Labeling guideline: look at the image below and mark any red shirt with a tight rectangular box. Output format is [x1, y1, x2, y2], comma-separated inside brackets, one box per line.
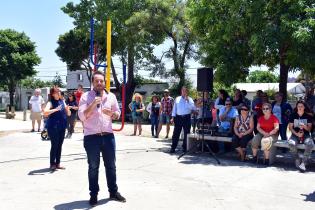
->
[258, 114, 279, 133]
[75, 90, 83, 104]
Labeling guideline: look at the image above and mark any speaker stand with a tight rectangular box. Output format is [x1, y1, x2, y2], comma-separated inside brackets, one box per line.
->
[178, 91, 220, 165]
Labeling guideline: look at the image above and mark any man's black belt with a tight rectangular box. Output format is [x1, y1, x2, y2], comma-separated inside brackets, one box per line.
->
[88, 132, 112, 137]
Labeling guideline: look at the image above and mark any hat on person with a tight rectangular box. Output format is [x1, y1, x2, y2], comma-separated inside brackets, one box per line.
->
[261, 136, 273, 151]
[164, 89, 169, 93]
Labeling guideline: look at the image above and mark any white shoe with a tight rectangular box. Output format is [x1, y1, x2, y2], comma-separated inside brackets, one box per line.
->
[298, 162, 306, 172]
[295, 159, 301, 168]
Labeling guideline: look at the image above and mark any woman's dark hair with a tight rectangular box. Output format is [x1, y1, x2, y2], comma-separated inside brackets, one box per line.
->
[151, 95, 160, 102]
[49, 86, 60, 102]
[234, 89, 243, 100]
[218, 89, 229, 104]
[294, 100, 311, 114]
[66, 92, 76, 104]
[219, 89, 229, 99]
[241, 90, 247, 96]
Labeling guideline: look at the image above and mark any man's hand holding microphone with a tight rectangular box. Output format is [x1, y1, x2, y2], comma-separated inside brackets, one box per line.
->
[94, 91, 119, 120]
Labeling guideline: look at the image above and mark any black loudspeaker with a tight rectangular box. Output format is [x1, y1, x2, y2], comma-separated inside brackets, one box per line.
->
[197, 67, 213, 92]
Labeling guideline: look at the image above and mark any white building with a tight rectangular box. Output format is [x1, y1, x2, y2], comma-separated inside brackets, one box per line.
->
[66, 69, 115, 91]
[234, 83, 306, 100]
[66, 70, 91, 90]
[0, 92, 10, 109]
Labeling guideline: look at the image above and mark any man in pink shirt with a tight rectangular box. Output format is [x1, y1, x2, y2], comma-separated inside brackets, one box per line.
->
[78, 71, 126, 206]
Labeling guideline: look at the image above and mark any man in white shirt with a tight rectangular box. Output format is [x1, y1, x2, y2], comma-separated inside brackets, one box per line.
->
[170, 87, 197, 153]
[29, 88, 45, 132]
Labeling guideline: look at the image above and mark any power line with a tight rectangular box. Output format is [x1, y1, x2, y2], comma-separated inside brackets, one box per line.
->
[35, 66, 67, 69]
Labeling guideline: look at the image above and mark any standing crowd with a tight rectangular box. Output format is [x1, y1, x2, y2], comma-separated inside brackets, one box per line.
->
[26, 80, 315, 206]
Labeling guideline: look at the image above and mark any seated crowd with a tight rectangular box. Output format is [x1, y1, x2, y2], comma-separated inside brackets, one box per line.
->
[129, 87, 315, 172]
[199, 88, 315, 172]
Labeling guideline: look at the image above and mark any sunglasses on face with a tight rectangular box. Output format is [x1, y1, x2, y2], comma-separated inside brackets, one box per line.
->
[262, 108, 270, 111]
[225, 103, 231, 106]
[241, 108, 249, 111]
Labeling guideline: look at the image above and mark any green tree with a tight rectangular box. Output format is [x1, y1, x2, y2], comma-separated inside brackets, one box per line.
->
[60, 0, 164, 111]
[0, 29, 41, 106]
[188, 0, 315, 100]
[21, 77, 53, 89]
[55, 29, 93, 83]
[127, 0, 196, 93]
[247, 70, 278, 83]
[52, 73, 65, 88]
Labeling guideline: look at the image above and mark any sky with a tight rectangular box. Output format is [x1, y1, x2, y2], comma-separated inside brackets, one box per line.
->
[0, 0, 298, 86]
[0, 0, 77, 81]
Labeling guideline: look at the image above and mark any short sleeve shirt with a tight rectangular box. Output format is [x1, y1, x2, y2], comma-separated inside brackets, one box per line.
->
[75, 90, 83, 104]
[29, 95, 45, 112]
[272, 104, 282, 124]
[219, 106, 239, 130]
[161, 97, 174, 115]
[66, 100, 78, 115]
[258, 114, 279, 133]
[289, 112, 312, 134]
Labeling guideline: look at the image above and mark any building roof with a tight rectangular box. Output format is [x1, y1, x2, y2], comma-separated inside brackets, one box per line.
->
[234, 83, 306, 94]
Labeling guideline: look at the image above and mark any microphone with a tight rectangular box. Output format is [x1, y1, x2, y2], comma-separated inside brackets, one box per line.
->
[96, 90, 100, 108]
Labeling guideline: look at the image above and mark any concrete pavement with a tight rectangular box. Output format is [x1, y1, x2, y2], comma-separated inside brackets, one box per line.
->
[0, 117, 315, 210]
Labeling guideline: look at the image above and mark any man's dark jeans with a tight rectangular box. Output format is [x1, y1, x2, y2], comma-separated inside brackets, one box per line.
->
[84, 133, 118, 197]
[48, 126, 66, 165]
[171, 114, 191, 151]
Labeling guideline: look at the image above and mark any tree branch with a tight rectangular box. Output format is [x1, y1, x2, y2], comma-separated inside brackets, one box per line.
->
[180, 39, 190, 68]
[111, 58, 121, 90]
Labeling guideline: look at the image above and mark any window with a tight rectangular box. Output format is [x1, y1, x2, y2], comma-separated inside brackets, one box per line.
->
[78, 74, 83, 82]
[0, 97, 2, 104]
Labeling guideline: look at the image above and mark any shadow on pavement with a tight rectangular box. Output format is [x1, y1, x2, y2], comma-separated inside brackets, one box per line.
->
[177, 152, 315, 172]
[301, 191, 315, 202]
[0, 153, 86, 164]
[54, 198, 110, 210]
[28, 168, 54, 175]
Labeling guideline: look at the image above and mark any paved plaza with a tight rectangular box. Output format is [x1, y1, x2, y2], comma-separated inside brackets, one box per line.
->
[0, 114, 315, 210]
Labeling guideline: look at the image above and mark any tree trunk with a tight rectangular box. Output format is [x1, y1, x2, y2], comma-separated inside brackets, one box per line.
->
[279, 62, 289, 102]
[8, 82, 15, 107]
[125, 45, 136, 117]
[279, 46, 289, 102]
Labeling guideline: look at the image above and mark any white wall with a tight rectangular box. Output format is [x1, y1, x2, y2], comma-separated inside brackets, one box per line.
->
[15, 87, 50, 110]
[66, 70, 91, 90]
[0, 92, 10, 109]
[66, 69, 115, 90]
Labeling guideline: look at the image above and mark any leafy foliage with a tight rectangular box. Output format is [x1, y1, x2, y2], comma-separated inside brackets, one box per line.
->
[246, 70, 279, 83]
[21, 77, 53, 89]
[188, 0, 315, 98]
[60, 0, 167, 111]
[52, 73, 65, 88]
[127, 0, 197, 93]
[0, 29, 41, 106]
